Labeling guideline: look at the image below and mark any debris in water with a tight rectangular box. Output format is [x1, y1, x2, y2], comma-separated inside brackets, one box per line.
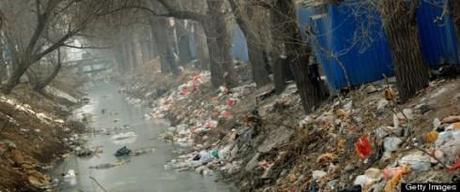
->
[114, 146, 132, 157]
[111, 131, 138, 144]
[90, 160, 130, 169]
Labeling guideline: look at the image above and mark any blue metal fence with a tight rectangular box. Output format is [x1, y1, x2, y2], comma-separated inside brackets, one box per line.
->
[301, 0, 459, 90]
[231, 25, 249, 62]
[307, 2, 394, 90]
[417, 0, 459, 67]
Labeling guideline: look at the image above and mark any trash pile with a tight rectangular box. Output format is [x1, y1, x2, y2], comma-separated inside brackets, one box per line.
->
[269, 80, 460, 192]
[158, 82, 256, 148]
[121, 65, 460, 192]
[149, 72, 212, 119]
[119, 63, 199, 107]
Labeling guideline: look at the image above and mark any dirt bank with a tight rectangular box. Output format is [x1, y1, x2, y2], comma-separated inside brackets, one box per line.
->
[0, 77, 85, 191]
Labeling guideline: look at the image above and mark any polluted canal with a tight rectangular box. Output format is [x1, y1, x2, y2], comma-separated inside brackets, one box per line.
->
[51, 82, 236, 192]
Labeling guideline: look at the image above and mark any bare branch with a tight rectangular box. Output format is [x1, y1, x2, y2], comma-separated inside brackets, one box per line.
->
[156, 0, 206, 22]
[62, 43, 112, 49]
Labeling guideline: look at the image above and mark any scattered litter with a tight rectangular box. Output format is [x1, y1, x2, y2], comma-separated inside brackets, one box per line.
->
[376, 99, 389, 112]
[442, 115, 460, 124]
[111, 132, 138, 145]
[355, 136, 372, 160]
[114, 146, 132, 157]
[89, 160, 130, 169]
[63, 169, 77, 186]
[425, 131, 439, 144]
[312, 170, 327, 181]
[383, 137, 402, 153]
[399, 153, 431, 172]
[75, 147, 94, 157]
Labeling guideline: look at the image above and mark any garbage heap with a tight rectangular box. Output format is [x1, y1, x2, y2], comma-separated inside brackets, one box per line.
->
[145, 72, 460, 192]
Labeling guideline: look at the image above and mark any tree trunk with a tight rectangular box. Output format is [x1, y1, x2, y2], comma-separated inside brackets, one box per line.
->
[175, 20, 193, 66]
[115, 45, 125, 71]
[0, 47, 6, 82]
[33, 49, 62, 91]
[452, 0, 460, 41]
[203, 23, 225, 88]
[229, 0, 270, 87]
[0, 62, 6, 83]
[205, 0, 238, 88]
[121, 42, 130, 71]
[1, 63, 27, 94]
[247, 41, 270, 86]
[193, 23, 210, 70]
[149, 23, 159, 60]
[125, 40, 133, 72]
[273, 0, 327, 113]
[140, 41, 149, 65]
[130, 39, 138, 71]
[270, 1, 293, 93]
[272, 55, 285, 93]
[381, 0, 429, 101]
[155, 18, 180, 75]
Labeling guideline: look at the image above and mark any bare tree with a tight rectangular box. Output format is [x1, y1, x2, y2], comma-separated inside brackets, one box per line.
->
[132, 0, 238, 88]
[192, 22, 210, 70]
[229, 0, 271, 87]
[27, 48, 62, 92]
[380, 0, 429, 101]
[0, 0, 124, 94]
[152, 17, 180, 75]
[451, 0, 460, 41]
[268, 0, 327, 113]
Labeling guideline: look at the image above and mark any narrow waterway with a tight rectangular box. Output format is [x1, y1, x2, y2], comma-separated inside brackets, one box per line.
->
[52, 82, 236, 192]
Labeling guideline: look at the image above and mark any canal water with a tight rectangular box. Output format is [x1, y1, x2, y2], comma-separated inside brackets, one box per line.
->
[52, 82, 236, 192]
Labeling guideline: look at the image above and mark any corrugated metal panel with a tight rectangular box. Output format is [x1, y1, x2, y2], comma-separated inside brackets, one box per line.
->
[417, 0, 459, 67]
[303, 0, 459, 90]
[308, 2, 394, 90]
[298, 7, 314, 39]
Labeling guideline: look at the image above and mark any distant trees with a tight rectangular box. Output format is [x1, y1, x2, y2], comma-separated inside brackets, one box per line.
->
[3, 0, 452, 113]
[380, 0, 429, 101]
[128, 0, 328, 112]
[0, 0, 123, 94]
[144, 0, 238, 88]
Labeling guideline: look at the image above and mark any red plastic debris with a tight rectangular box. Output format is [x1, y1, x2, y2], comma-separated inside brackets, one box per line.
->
[383, 166, 410, 180]
[355, 136, 372, 160]
[448, 158, 460, 171]
[227, 98, 237, 107]
[204, 120, 218, 129]
[222, 110, 233, 120]
[180, 86, 190, 96]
